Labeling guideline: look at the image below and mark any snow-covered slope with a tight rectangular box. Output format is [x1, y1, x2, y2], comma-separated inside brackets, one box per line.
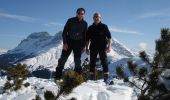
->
[0, 31, 73, 71]
[0, 31, 144, 100]
[65, 79, 136, 100]
[0, 48, 7, 55]
[0, 77, 137, 100]
[111, 37, 134, 57]
[0, 31, 135, 72]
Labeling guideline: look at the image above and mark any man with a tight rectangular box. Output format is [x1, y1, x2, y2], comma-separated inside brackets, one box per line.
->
[86, 13, 112, 84]
[55, 8, 87, 81]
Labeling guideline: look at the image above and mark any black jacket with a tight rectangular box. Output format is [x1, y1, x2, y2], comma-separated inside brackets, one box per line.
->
[62, 17, 88, 48]
[87, 22, 111, 50]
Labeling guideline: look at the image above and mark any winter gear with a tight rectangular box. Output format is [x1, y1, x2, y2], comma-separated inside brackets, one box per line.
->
[62, 17, 87, 48]
[56, 40, 83, 79]
[89, 49, 108, 73]
[87, 22, 112, 83]
[56, 17, 87, 79]
[104, 73, 109, 83]
[86, 22, 111, 50]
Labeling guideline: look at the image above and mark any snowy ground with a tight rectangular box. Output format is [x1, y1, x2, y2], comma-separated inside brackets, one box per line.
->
[0, 77, 137, 100]
[64, 79, 137, 100]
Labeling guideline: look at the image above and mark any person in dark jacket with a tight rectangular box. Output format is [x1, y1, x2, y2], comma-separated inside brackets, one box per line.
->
[55, 8, 88, 81]
[86, 13, 112, 83]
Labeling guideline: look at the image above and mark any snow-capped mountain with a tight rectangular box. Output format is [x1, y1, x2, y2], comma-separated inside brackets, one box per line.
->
[0, 32, 147, 100]
[111, 37, 134, 57]
[0, 31, 135, 71]
[0, 48, 7, 55]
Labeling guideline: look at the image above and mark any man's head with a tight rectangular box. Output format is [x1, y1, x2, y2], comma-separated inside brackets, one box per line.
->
[93, 13, 101, 24]
[76, 8, 85, 21]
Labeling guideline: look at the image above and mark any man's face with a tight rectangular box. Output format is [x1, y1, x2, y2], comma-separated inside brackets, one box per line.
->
[77, 10, 85, 20]
[93, 13, 101, 24]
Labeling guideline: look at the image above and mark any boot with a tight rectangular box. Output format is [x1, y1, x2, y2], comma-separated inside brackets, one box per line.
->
[103, 73, 114, 85]
[103, 73, 109, 83]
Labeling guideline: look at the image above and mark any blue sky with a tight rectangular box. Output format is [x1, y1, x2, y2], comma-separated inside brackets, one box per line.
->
[0, 0, 170, 53]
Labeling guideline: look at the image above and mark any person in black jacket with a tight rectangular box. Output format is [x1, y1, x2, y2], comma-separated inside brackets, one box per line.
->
[55, 8, 88, 81]
[86, 13, 112, 83]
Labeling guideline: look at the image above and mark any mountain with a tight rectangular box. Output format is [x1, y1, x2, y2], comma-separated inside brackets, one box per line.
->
[0, 31, 135, 72]
[111, 37, 134, 57]
[0, 32, 141, 100]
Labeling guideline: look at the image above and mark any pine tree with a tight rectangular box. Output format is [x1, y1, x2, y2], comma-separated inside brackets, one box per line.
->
[44, 90, 55, 100]
[116, 28, 170, 100]
[154, 28, 170, 69]
[55, 70, 84, 99]
[4, 63, 29, 91]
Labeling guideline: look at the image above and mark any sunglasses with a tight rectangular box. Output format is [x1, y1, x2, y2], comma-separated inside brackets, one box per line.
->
[77, 12, 84, 15]
[94, 16, 101, 18]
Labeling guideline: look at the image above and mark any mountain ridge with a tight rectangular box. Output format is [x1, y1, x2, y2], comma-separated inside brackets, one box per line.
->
[0, 31, 135, 71]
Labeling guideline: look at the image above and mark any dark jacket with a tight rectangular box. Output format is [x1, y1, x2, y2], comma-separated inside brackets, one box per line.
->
[87, 22, 111, 50]
[62, 17, 88, 48]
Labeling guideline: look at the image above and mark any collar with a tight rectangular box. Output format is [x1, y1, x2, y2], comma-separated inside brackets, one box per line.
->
[92, 22, 102, 26]
[75, 17, 84, 22]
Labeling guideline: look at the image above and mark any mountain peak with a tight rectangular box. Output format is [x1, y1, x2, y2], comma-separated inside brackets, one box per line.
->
[27, 32, 50, 39]
[52, 31, 62, 41]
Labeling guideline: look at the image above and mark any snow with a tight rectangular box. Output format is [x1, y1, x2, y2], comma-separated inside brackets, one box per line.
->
[0, 31, 140, 100]
[27, 32, 51, 39]
[0, 31, 136, 72]
[160, 69, 170, 90]
[0, 77, 137, 100]
[0, 48, 7, 55]
[0, 77, 58, 100]
[108, 57, 149, 77]
[111, 37, 135, 57]
[64, 79, 136, 100]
